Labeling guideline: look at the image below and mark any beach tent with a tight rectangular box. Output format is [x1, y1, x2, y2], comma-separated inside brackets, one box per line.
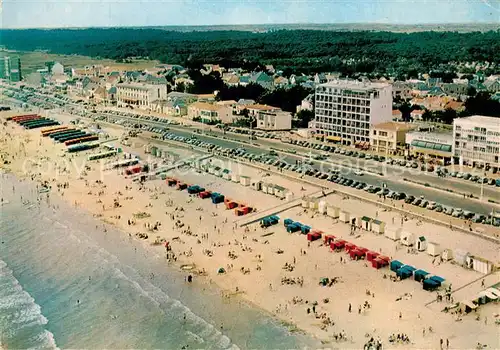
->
[307, 231, 322, 242]
[318, 200, 327, 214]
[385, 228, 401, 241]
[284, 218, 294, 227]
[287, 223, 302, 233]
[470, 256, 494, 274]
[400, 231, 415, 246]
[239, 176, 251, 186]
[300, 225, 311, 234]
[366, 251, 380, 262]
[211, 193, 225, 204]
[309, 198, 319, 210]
[360, 216, 372, 231]
[218, 267, 226, 274]
[199, 191, 212, 199]
[222, 169, 231, 180]
[372, 256, 390, 269]
[274, 186, 287, 199]
[459, 300, 478, 313]
[349, 249, 365, 260]
[423, 278, 441, 291]
[225, 201, 238, 210]
[414, 269, 430, 282]
[390, 260, 404, 272]
[441, 248, 453, 261]
[332, 240, 346, 251]
[416, 236, 427, 251]
[327, 205, 340, 218]
[396, 266, 415, 280]
[339, 210, 350, 223]
[345, 242, 357, 252]
[251, 180, 262, 191]
[453, 249, 470, 267]
[323, 235, 336, 245]
[429, 275, 445, 286]
[301, 197, 310, 208]
[427, 242, 441, 257]
[358, 247, 369, 255]
[371, 220, 385, 234]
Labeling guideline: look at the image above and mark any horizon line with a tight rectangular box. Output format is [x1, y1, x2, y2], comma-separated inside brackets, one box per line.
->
[2, 22, 500, 31]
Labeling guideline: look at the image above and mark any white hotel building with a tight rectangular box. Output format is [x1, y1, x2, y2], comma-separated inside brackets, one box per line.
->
[314, 80, 392, 146]
[453, 115, 500, 171]
[117, 83, 167, 110]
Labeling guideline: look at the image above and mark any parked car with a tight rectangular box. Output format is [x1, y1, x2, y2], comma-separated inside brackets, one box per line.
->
[405, 195, 415, 203]
[412, 198, 422, 206]
[472, 214, 485, 223]
[443, 207, 454, 215]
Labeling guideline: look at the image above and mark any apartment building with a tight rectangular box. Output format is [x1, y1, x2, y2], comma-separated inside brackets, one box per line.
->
[314, 80, 392, 146]
[187, 102, 232, 124]
[370, 122, 416, 155]
[453, 115, 500, 170]
[0, 57, 22, 82]
[116, 83, 167, 110]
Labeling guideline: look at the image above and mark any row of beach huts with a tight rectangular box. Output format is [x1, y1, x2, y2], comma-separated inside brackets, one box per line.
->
[301, 196, 497, 275]
[257, 214, 448, 292]
[165, 176, 254, 216]
[6, 114, 101, 153]
[192, 161, 295, 201]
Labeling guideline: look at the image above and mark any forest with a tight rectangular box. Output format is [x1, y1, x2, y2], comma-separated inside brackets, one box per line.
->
[1, 28, 500, 77]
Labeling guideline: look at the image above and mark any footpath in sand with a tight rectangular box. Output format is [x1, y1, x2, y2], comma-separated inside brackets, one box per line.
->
[1, 116, 499, 350]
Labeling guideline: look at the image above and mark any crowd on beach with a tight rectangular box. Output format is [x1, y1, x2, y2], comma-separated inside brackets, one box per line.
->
[2, 119, 499, 350]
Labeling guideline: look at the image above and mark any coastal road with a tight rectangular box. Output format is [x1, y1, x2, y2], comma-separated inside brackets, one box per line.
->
[6, 86, 497, 199]
[92, 113, 498, 216]
[176, 125, 499, 201]
[6, 99, 498, 217]
[94, 109, 498, 201]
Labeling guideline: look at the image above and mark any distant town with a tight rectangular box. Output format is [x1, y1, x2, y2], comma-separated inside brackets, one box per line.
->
[1, 25, 500, 350]
[1, 53, 499, 173]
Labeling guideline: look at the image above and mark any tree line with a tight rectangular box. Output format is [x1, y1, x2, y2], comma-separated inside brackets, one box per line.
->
[2, 28, 500, 77]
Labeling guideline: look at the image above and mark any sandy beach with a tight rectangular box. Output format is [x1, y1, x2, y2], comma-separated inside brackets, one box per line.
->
[1, 113, 499, 349]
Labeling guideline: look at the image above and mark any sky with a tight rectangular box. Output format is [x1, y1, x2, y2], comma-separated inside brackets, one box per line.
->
[2, 0, 499, 29]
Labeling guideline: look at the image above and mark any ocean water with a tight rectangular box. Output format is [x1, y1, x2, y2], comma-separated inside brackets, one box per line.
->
[0, 173, 315, 349]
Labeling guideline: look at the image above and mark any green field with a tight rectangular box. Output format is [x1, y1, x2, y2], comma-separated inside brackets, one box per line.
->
[0, 50, 159, 75]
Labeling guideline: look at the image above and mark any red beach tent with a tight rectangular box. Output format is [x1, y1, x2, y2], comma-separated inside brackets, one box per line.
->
[345, 242, 357, 252]
[323, 235, 336, 245]
[366, 251, 380, 262]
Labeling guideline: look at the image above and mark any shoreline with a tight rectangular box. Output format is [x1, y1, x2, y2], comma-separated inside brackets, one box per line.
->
[1, 115, 499, 349]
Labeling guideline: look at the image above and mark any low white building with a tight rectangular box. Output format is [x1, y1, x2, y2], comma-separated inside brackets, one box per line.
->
[116, 83, 167, 110]
[406, 130, 454, 165]
[51, 62, 64, 75]
[453, 115, 500, 171]
[187, 102, 233, 124]
[256, 110, 292, 130]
